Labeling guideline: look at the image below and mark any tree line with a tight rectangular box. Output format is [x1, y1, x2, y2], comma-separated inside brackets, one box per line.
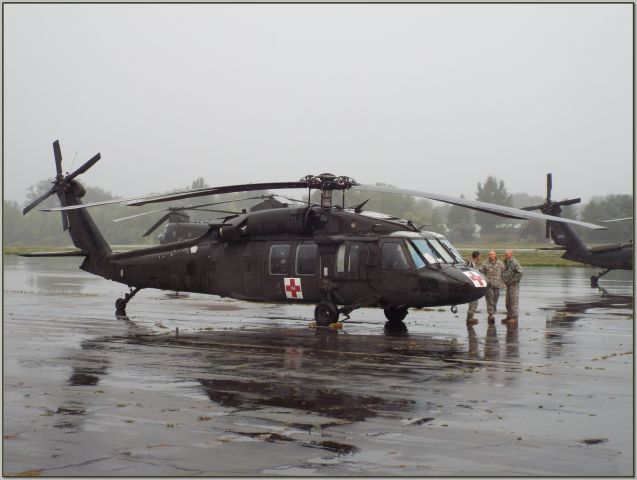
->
[3, 175, 632, 247]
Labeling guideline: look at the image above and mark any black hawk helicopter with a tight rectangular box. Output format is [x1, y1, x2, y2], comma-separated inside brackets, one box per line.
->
[23, 141, 606, 327]
[523, 173, 633, 287]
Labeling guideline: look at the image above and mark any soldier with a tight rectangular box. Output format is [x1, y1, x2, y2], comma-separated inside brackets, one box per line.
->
[502, 249, 524, 327]
[466, 251, 481, 326]
[479, 250, 504, 324]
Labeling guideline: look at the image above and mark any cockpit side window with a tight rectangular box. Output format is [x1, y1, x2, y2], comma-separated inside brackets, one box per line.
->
[381, 242, 409, 270]
[407, 242, 426, 269]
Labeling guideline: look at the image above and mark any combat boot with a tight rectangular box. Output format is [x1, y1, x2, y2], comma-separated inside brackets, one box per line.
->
[504, 317, 518, 328]
[487, 315, 495, 324]
[501, 317, 510, 324]
[466, 318, 478, 326]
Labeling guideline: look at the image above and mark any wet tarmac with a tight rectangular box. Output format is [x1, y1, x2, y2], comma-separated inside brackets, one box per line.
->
[3, 255, 634, 476]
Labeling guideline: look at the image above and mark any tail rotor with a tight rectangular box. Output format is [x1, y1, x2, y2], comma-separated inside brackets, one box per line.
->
[522, 173, 581, 238]
[22, 140, 101, 231]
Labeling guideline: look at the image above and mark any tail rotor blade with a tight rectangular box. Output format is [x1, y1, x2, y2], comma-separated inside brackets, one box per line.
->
[53, 140, 63, 176]
[557, 197, 581, 207]
[66, 153, 101, 181]
[142, 213, 172, 237]
[62, 211, 69, 231]
[22, 185, 57, 215]
[545, 221, 551, 239]
[546, 173, 552, 204]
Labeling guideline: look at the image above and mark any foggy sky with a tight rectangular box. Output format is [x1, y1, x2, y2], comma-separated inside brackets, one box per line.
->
[4, 4, 633, 208]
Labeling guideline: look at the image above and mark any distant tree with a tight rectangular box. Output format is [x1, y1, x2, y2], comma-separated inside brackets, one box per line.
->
[446, 195, 475, 242]
[580, 194, 633, 243]
[190, 177, 208, 190]
[475, 176, 512, 235]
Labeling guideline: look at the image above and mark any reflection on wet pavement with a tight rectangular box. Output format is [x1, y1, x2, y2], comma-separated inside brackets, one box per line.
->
[3, 257, 634, 476]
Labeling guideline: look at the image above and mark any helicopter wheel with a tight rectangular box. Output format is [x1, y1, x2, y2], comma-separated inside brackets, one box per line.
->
[384, 305, 408, 323]
[115, 298, 127, 312]
[314, 301, 340, 327]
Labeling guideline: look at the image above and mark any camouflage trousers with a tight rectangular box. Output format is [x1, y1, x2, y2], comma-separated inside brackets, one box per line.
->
[485, 287, 501, 317]
[505, 282, 520, 319]
[466, 300, 478, 319]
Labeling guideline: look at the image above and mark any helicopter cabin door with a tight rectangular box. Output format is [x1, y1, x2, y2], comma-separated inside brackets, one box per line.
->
[265, 242, 320, 302]
[331, 241, 366, 301]
[240, 241, 263, 300]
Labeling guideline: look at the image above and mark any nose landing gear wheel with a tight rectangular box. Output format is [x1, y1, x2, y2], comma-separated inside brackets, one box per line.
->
[383, 306, 408, 332]
[384, 306, 408, 323]
[314, 301, 340, 327]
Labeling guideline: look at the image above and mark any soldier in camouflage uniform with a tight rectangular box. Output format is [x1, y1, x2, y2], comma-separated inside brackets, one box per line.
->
[502, 249, 524, 327]
[466, 251, 481, 326]
[479, 250, 504, 324]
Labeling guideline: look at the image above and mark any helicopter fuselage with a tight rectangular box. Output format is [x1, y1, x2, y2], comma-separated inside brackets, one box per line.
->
[92, 207, 487, 311]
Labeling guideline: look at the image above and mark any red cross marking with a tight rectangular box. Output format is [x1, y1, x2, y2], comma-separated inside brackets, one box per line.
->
[465, 271, 487, 287]
[285, 278, 302, 298]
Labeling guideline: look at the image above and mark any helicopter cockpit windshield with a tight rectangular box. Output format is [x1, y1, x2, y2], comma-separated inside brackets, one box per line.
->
[400, 234, 466, 268]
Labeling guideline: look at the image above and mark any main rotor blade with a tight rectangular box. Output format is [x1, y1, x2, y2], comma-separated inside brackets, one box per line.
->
[142, 213, 172, 237]
[600, 217, 633, 223]
[275, 194, 311, 204]
[42, 181, 309, 212]
[66, 152, 101, 181]
[351, 184, 606, 230]
[112, 207, 172, 222]
[53, 140, 62, 176]
[128, 181, 308, 206]
[23, 185, 57, 215]
[188, 208, 241, 214]
[185, 195, 271, 210]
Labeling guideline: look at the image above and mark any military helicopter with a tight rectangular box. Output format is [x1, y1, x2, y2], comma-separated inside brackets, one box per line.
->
[523, 173, 633, 287]
[114, 195, 304, 244]
[23, 141, 606, 327]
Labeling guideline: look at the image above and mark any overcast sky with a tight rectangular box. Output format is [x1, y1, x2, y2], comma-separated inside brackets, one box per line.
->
[4, 4, 633, 208]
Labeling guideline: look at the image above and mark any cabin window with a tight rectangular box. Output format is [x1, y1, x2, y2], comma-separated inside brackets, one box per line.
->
[336, 244, 346, 273]
[269, 244, 290, 275]
[348, 244, 360, 275]
[381, 242, 409, 270]
[296, 244, 317, 275]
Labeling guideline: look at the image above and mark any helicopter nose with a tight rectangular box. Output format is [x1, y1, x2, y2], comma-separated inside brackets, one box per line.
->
[446, 267, 487, 304]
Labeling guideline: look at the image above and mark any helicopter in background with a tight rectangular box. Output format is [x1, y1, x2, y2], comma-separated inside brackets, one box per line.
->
[114, 195, 308, 244]
[24, 141, 606, 328]
[523, 173, 633, 287]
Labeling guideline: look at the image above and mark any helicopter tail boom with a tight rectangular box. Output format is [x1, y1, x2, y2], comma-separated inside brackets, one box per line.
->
[23, 141, 113, 266]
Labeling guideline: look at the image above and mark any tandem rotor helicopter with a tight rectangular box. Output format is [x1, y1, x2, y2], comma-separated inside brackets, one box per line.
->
[23, 141, 606, 327]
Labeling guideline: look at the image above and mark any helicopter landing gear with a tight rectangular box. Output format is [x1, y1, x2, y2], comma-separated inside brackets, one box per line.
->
[384, 305, 408, 322]
[115, 286, 142, 314]
[591, 269, 611, 287]
[383, 305, 408, 331]
[314, 301, 340, 327]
